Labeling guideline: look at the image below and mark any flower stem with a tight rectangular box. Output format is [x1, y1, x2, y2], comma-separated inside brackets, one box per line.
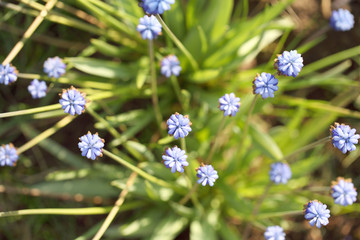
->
[149, 39, 163, 133]
[0, 104, 61, 119]
[2, 0, 58, 65]
[179, 183, 199, 205]
[205, 115, 226, 163]
[243, 182, 273, 240]
[180, 137, 187, 152]
[155, 14, 199, 71]
[103, 149, 185, 194]
[281, 136, 331, 163]
[170, 75, 185, 110]
[92, 172, 138, 240]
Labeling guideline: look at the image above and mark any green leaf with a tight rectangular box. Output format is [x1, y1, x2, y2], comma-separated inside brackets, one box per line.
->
[190, 219, 217, 240]
[148, 213, 188, 240]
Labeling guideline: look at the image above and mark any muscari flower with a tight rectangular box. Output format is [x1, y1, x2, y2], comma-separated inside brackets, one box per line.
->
[141, 0, 175, 15]
[196, 164, 219, 187]
[137, 15, 162, 40]
[330, 122, 360, 154]
[331, 177, 357, 206]
[0, 143, 18, 167]
[78, 132, 105, 160]
[167, 112, 192, 139]
[43, 57, 66, 79]
[253, 73, 279, 99]
[304, 200, 330, 228]
[161, 55, 181, 78]
[264, 226, 286, 240]
[330, 8, 354, 32]
[59, 86, 86, 116]
[269, 162, 292, 184]
[162, 146, 188, 173]
[0, 64, 17, 85]
[219, 93, 241, 117]
[275, 50, 304, 77]
[28, 79, 47, 99]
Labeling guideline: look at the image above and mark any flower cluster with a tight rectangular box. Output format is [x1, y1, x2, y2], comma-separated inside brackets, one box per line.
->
[0, 144, 18, 167]
[264, 226, 285, 240]
[275, 50, 304, 77]
[161, 55, 181, 78]
[304, 200, 330, 228]
[330, 8, 354, 31]
[331, 177, 357, 206]
[78, 132, 105, 160]
[218, 93, 241, 117]
[141, 0, 175, 15]
[167, 113, 192, 139]
[137, 15, 162, 40]
[43, 57, 66, 78]
[162, 146, 188, 173]
[196, 164, 219, 187]
[28, 79, 47, 99]
[0, 64, 17, 85]
[253, 73, 279, 99]
[269, 162, 292, 184]
[330, 122, 359, 154]
[59, 86, 87, 116]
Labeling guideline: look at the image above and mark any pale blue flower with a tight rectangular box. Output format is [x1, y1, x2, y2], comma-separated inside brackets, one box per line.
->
[28, 79, 47, 99]
[78, 132, 105, 160]
[332, 177, 357, 206]
[304, 200, 330, 228]
[137, 15, 162, 40]
[269, 162, 292, 184]
[196, 164, 218, 187]
[161, 55, 181, 78]
[167, 113, 192, 139]
[331, 123, 360, 154]
[253, 73, 279, 99]
[276, 50, 304, 77]
[264, 226, 285, 240]
[141, 0, 175, 14]
[219, 93, 241, 117]
[59, 86, 86, 116]
[162, 146, 188, 173]
[43, 57, 66, 78]
[0, 64, 17, 85]
[330, 8, 354, 31]
[0, 144, 18, 167]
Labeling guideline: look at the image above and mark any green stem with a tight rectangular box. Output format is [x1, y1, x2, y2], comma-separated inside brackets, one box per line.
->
[103, 149, 185, 194]
[180, 137, 187, 152]
[17, 115, 75, 154]
[3, 0, 58, 65]
[0, 104, 61, 118]
[240, 94, 259, 148]
[170, 75, 185, 110]
[155, 14, 199, 71]
[92, 172, 138, 240]
[281, 136, 331, 163]
[205, 116, 226, 163]
[149, 39, 163, 132]
[179, 183, 199, 205]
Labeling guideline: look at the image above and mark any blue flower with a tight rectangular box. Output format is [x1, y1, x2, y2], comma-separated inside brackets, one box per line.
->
[275, 50, 304, 77]
[161, 55, 181, 78]
[59, 86, 86, 116]
[78, 132, 105, 160]
[167, 112, 192, 139]
[196, 164, 219, 187]
[304, 200, 330, 228]
[264, 226, 285, 240]
[162, 146, 188, 173]
[0, 64, 17, 85]
[331, 177, 357, 206]
[253, 73, 279, 99]
[28, 79, 47, 99]
[330, 9, 354, 31]
[330, 122, 360, 154]
[43, 57, 66, 78]
[141, 0, 175, 14]
[0, 143, 18, 167]
[219, 93, 241, 117]
[137, 15, 162, 40]
[269, 162, 292, 184]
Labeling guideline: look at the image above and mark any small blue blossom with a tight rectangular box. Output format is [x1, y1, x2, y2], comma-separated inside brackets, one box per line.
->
[141, 0, 175, 14]
[43, 57, 66, 78]
[28, 79, 47, 99]
[161, 55, 181, 78]
[136, 15, 162, 40]
[0, 64, 17, 85]
[78, 132, 105, 160]
[330, 122, 360, 154]
[167, 112, 192, 139]
[275, 50, 304, 77]
[264, 226, 286, 240]
[304, 200, 330, 228]
[219, 93, 241, 117]
[331, 177, 357, 206]
[196, 164, 219, 187]
[269, 162, 292, 184]
[162, 146, 188, 173]
[330, 9, 354, 31]
[0, 143, 18, 167]
[59, 86, 86, 116]
[253, 73, 279, 99]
